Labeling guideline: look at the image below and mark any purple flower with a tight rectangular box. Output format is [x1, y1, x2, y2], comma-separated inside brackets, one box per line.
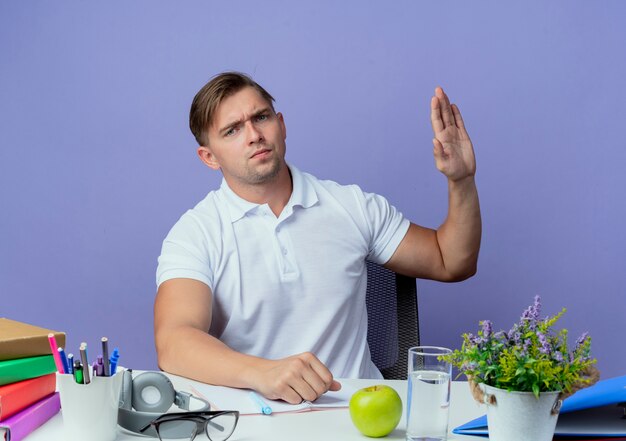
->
[520, 338, 532, 357]
[574, 332, 591, 361]
[461, 361, 479, 372]
[538, 332, 551, 355]
[494, 330, 507, 341]
[554, 352, 564, 362]
[575, 332, 589, 349]
[481, 320, 493, 339]
[521, 296, 542, 330]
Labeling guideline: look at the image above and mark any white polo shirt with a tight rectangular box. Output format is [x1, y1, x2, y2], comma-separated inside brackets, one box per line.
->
[156, 165, 410, 379]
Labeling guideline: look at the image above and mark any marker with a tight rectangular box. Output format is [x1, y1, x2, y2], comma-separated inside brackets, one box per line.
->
[109, 348, 119, 375]
[58, 347, 69, 374]
[67, 354, 74, 375]
[47, 333, 65, 373]
[101, 337, 110, 377]
[92, 361, 99, 377]
[73, 361, 84, 384]
[248, 391, 272, 415]
[96, 356, 105, 377]
[79, 343, 91, 384]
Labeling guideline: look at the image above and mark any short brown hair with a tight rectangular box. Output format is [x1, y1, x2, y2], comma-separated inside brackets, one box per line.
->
[189, 71, 275, 146]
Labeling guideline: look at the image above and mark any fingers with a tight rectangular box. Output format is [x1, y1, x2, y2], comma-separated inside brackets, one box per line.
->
[437, 87, 456, 128]
[329, 379, 342, 391]
[295, 353, 337, 401]
[284, 376, 318, 404]
[430, 96, 444, 133]
[306, 353, 339, 393]
[451, 104, 465, 129]
[260, 353, 338, 404]
[431, 87, 458, 133]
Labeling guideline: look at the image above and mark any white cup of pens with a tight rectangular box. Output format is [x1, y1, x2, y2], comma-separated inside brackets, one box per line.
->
[50, 334, 123, 441]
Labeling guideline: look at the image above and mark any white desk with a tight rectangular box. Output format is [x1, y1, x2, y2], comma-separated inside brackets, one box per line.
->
[25, 374, 487, 441]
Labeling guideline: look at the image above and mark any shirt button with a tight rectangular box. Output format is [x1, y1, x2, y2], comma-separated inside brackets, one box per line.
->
[282, 247, 288, 255]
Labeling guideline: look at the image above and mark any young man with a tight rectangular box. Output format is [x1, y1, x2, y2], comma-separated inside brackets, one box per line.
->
[155, 72, 481, 404]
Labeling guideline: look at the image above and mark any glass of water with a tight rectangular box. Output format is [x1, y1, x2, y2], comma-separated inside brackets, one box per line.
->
[406, 346, 452, 441]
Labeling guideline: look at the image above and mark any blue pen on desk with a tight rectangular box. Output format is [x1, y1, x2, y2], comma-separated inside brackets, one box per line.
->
[58, 347, 69, 374]
[249, 391, 272, 415]
[109, 348, 119, 374]
[67, 353, 74, 375]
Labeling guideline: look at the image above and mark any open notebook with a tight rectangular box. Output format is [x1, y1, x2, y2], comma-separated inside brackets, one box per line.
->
[190, 382, 358, 415]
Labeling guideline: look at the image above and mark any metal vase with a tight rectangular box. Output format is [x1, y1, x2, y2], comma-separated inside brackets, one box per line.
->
[482, 384, 561, 441]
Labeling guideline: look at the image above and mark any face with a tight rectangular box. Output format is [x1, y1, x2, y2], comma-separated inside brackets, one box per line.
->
[199, 87, 287, 190]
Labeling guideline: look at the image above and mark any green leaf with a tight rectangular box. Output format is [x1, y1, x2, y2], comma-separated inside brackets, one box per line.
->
[532, 383, 540, 398]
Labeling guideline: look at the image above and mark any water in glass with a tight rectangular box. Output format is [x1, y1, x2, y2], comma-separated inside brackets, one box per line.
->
[406, 370, 450, 441]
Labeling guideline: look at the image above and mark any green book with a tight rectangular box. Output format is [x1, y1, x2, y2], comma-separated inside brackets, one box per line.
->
[0, 355, 56, 386]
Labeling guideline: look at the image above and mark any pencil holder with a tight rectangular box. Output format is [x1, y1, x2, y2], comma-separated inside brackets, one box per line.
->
[57, 369, 124, 441]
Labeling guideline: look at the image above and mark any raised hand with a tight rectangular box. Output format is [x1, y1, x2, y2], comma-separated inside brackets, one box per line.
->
[430, 87, 476, 182]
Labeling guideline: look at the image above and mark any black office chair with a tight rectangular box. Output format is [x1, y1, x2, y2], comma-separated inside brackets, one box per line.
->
[365, 260, 420, 380]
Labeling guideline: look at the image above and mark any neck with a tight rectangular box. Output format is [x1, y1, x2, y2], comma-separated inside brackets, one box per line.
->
[226, 165, 293, 217]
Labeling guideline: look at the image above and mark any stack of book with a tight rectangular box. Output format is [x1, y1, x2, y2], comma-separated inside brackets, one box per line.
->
[0, 318, 64, 441]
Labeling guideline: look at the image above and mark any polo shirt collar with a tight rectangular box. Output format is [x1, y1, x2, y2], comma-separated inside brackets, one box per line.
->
[219, 164, 319, 223]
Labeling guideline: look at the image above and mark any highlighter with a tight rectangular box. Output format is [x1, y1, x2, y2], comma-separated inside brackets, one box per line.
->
[73, 361, 84, 384]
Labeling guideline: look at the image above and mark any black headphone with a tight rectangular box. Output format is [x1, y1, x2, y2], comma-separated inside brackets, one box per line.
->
[118, 370, 210, 438]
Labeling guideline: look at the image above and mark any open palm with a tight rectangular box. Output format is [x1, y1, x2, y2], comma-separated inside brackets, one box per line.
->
[430, 87, 476, 182]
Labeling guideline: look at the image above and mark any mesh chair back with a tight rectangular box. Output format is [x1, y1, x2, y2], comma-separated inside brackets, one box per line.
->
[365, 260, 420, 380]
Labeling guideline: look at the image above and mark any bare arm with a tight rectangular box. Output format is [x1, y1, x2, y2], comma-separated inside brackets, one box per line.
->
[154, 278, 341, 403]
[385, 87, 481, 281]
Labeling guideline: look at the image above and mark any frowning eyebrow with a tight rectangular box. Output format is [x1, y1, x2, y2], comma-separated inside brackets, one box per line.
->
[217, 107, 273, 136]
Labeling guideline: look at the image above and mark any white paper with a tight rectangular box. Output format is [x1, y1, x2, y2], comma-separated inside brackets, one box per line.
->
[189, 383, 357, 415]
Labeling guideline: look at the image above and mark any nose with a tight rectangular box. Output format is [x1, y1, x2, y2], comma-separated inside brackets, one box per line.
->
[244, 120, 264, 145]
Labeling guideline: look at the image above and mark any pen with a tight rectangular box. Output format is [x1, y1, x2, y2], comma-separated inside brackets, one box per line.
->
[96, 355, 105, 377]
[101, 337, 110, 377]
[80, 343, 91, 384]
[58, 347, 69, 374]
[248, 391, 272, 415]
[73, 361, 84, 384]
[67, 353, 74, 374]
[47, 333, 65, 373]
[92, 361, 99, 377]
[109, 348, 119, 375]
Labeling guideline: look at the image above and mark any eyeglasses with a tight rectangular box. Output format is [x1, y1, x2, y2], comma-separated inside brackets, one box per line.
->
[139, 410, 240, 441]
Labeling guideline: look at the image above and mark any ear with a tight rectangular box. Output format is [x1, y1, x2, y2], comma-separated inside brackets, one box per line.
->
[197, 146, 221, 170]
[277, 112, 287, 140]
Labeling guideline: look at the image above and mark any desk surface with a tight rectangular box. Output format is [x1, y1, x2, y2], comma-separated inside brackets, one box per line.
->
[25, 374, 487, 441]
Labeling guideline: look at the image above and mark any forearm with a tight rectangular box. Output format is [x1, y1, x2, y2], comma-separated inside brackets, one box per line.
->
[435, 176, 481, 280]
[156, 324, 266, 389]
[156, 324, 340, 403]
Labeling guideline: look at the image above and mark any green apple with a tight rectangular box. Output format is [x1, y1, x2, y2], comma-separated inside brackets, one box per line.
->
[349, 385, 403, 438]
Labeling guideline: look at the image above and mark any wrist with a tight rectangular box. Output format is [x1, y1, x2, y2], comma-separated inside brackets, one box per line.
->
[239, 356, 272, 390]
[448, 175, 476, 189]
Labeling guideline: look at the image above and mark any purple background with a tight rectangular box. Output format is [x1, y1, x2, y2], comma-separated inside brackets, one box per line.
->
[2, 2, 625, 378]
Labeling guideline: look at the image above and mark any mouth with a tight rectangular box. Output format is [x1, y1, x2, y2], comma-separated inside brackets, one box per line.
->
[250, 149, 272, 159]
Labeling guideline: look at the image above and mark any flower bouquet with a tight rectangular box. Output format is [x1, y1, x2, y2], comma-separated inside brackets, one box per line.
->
[443, 296, 599, 441]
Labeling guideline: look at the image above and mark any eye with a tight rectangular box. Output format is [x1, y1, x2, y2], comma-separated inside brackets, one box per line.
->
[224, 127, 237, 137]
[256, 113, 268, 122]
